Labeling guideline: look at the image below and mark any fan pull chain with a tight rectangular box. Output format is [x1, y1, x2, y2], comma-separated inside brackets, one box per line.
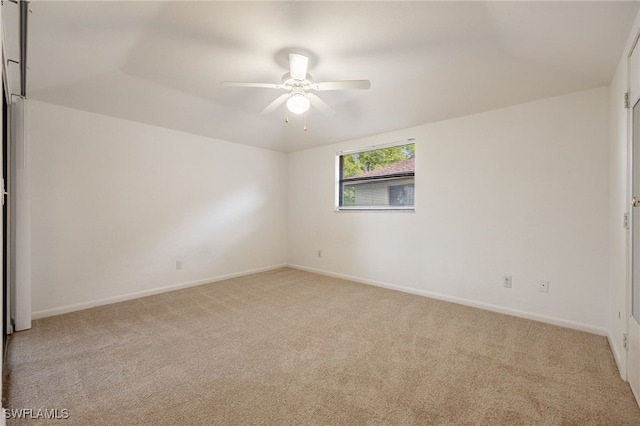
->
[304, 115, 307, 132]
[285, 112, 289, 123]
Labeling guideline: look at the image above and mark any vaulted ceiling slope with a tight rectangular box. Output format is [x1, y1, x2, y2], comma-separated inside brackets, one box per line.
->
[25, 1, 639, 153]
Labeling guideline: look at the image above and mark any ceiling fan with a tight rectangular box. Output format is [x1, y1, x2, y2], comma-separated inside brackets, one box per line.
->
[221, 53, 371, 117]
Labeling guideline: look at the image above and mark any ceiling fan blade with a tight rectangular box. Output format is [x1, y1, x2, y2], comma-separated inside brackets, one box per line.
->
[221, 81, 282, 89]
[307, 93, 336, 117]
[289, 53, 309, 81]
[260, 94, 290, 115]
[315, 80, 371, 91]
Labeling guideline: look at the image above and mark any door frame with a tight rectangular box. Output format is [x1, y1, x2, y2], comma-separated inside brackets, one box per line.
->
[1, 10, 9, 358]
[627, 27, 640, 406]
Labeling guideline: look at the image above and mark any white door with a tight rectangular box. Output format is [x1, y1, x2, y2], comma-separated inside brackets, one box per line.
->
[629, 37, 640, 405]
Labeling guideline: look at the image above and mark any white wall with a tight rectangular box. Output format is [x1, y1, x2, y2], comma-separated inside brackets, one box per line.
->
[29, 100, 287, 317]
[13, 97, 31, 331]
[288, 87, 610, 334]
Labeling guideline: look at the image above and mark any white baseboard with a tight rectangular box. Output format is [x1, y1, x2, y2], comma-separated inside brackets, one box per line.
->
[31, 264, 287, 320]
[607, 331, 627, 380]
[32, 263, 609, 338]
[288, 264, 608, 337]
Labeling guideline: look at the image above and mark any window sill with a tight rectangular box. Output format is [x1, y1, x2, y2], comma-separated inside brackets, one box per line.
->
[335, 206, 415, 212]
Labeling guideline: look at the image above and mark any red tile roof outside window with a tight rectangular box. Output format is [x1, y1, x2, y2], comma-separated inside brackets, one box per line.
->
[348, 158, 415, 179]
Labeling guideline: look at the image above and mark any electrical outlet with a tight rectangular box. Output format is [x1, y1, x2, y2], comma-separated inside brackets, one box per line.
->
[176, 260, 182, 270]
[539, 280, 549, 293]
[502, 275, 512, 288]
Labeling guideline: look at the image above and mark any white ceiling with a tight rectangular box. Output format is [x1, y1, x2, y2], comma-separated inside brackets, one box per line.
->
[22, 1, 640, 153]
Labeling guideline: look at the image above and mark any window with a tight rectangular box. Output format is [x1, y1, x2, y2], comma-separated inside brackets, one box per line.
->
[337, 139, 415, 210]
[389, 184, 414, 206]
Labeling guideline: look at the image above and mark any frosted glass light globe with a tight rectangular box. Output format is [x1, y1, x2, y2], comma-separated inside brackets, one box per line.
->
[287, 94, 310, 114]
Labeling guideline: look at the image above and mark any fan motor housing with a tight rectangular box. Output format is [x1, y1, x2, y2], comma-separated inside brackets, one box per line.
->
[282, 72, 314, 91]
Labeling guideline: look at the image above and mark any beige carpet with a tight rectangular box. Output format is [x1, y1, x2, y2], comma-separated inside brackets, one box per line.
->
[4, 268, 640, 425]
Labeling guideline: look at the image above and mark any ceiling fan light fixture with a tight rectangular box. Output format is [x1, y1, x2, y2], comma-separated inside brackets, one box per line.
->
[286, 93, 310, 114]
[222, 52, 370, 118]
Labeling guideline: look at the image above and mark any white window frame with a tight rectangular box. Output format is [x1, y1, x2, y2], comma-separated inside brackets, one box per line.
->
[335, 138, 415, 212]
